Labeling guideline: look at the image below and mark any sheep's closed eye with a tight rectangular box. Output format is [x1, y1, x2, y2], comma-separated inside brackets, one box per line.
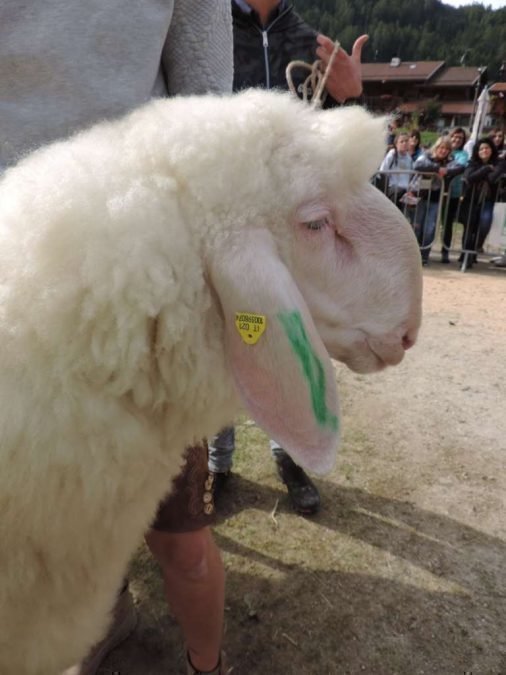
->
[303, 216, 331, 232]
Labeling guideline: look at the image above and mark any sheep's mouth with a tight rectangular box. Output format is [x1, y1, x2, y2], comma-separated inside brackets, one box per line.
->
[330, 344, 388, 374]
[366, 339, 405, 368]
[323, 329, 404, 373]
[348, 352, 388, 374]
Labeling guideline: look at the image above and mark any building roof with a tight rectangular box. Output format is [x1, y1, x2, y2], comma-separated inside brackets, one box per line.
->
[361, 60, 445, 83]
[430, 66, 484, 87]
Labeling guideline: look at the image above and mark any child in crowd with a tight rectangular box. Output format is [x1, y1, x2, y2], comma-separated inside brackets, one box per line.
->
[379, 131, 414, 208]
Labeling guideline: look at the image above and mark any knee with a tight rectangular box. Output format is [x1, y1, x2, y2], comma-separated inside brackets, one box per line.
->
[145, 528, 213, 582]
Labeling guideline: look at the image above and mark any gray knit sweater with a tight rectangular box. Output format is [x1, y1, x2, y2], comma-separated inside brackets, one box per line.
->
[0, 0, 233, 169]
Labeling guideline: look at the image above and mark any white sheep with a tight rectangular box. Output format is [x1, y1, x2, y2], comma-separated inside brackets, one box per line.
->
[0, 89, 422, 675]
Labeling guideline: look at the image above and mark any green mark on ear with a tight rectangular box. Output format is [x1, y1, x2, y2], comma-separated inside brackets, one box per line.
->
[277, 310, 338, 432]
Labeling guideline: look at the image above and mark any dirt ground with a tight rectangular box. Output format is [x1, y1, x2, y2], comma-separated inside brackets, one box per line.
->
[103, 261, 506, 675]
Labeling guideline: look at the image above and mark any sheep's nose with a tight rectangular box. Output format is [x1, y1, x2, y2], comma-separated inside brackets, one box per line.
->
[402, 333, 415, 351]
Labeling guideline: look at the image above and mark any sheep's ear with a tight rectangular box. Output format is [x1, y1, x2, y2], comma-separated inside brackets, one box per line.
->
[209, 229, 339, 475]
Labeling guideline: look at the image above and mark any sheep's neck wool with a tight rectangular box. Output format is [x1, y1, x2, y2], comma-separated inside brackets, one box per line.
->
[277, 310, 338, 432]
[235, 312, 267, 345]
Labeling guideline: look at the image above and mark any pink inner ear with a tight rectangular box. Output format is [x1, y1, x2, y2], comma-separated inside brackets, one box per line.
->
[225, 310, 340, 476]
[229, 344, 339, 475]
[208, 227, 340, 475]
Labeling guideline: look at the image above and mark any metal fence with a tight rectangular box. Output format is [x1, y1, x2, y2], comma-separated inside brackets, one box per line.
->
[372, 169, 506, 271]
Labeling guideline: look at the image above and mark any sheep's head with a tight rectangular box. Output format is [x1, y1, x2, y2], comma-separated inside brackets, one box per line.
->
[205, 91, 422, 474]
[288, 183, 421, 372]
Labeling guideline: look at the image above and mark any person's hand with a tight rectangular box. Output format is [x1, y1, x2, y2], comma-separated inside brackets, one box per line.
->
[316, 34, 368, 103]
[438, 167, 448, 177]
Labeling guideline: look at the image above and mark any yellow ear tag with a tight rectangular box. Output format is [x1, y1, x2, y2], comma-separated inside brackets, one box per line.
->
[235, 312, 267, 345]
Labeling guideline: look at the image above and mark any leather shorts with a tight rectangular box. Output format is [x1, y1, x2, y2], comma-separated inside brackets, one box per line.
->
[150, 442, 217, 533]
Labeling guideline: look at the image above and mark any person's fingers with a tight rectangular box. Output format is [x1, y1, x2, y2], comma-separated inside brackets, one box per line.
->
[316, 44, 348, 67]
[351, 34, 369, 62]
[316, 33, 336, 53]
[316, 46, 335, 65]
[316, 34, 350, 63]
[316, 33, 366, 100]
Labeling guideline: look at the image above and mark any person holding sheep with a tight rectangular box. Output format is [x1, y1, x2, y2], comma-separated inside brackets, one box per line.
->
[209, 0, 369, 516]
[1, 2, 232, 675]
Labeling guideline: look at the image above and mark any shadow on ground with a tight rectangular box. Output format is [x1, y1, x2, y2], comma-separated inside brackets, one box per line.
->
[102, 474, 506, 674]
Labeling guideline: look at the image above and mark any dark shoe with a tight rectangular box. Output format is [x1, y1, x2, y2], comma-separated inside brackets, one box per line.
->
[275, 452, 320, 515]
[441, 252, 450, 264]
[210, 470, 230, 504]
[421, 259, 429, 267]
[62, 587, 137, 674]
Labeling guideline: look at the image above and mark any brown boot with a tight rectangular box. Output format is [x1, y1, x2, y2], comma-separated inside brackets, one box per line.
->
[62, 586, 137, 675]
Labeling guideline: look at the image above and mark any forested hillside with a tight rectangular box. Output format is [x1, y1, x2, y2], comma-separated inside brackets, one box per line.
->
[295, 0, 505, 78]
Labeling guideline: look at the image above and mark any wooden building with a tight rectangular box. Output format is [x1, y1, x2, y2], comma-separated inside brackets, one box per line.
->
[360, 59, 503, 129]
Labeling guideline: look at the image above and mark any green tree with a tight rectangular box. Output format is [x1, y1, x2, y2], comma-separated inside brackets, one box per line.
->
[294, 0, 506, 79]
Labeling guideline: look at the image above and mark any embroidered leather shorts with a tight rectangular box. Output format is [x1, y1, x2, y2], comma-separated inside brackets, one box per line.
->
[150, 442, 217, 533]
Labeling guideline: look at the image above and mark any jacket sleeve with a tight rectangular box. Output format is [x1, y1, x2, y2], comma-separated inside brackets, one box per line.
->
[379, 150, 394, 172]
[162, 0, 233, 95]
[489, 159, 506, 185]
[445, 160, 465, 179]
[464, 160, 494, 184]
[414, 154, 439, 173]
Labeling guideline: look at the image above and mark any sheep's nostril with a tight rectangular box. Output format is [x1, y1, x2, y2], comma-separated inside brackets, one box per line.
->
[402, 334, 414, 350]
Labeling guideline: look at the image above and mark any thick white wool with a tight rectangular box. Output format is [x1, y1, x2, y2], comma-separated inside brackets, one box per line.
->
[0, 90, 421, 674]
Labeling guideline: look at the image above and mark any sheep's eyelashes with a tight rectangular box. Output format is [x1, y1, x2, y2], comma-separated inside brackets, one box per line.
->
[303, 217, 330, 231]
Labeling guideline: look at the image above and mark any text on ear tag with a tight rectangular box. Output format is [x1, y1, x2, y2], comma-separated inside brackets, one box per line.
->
[235, 312, 267, 345]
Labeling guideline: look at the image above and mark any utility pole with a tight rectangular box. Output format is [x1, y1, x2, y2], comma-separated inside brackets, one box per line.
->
[469, 66, 485, 130]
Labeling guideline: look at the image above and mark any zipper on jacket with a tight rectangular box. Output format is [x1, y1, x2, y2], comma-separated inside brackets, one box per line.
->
[262, 31, 270, 88]
[252, 5, 291, 90]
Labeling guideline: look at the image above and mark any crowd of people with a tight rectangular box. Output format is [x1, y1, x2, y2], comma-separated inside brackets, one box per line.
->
[377, 124, 506, 269]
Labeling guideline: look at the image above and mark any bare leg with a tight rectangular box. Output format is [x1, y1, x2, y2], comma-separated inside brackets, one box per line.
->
[145, 527, 224, 672]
